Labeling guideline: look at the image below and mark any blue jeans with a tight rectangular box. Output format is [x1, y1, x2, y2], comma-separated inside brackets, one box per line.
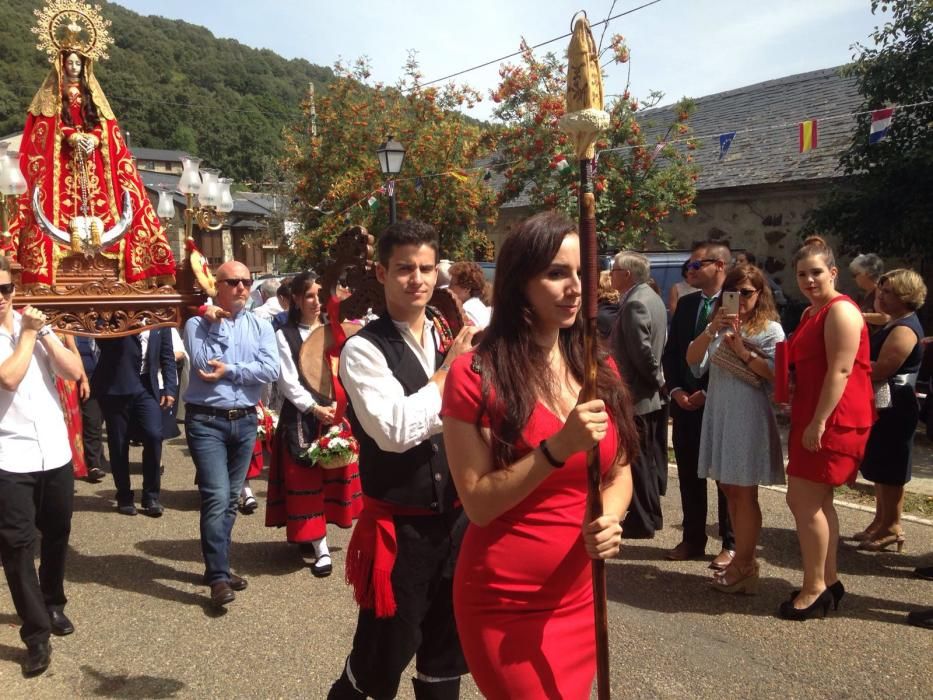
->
[185, 411, 257, 584]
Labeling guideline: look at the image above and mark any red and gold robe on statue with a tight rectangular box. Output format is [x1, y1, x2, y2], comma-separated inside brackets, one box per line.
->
[4, 52, 175, 285]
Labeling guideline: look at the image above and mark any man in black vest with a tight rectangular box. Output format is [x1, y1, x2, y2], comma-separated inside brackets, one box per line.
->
[329, 221, 477, 700]
[661, 242, 735, 567]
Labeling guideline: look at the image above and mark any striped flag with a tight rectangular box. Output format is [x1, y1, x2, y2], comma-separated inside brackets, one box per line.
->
[869, 108, 894, 144]
[799, 120, 818, 153]
[384, 180, 395, 197]
[367, 195, 378, 208]
[449, 171, 469, 183]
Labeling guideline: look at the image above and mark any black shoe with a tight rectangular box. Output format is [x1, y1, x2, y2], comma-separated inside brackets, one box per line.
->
[906, 608, 933, 629]
[238, 495, 258, 515]
[311, 554, 333, 578]
[778, 589, 833, 621]
[790, 580, 845, 610]
[117, 502, 137, 516]
[914, 566, 933, 581]
[210, 581, 235, 608]
[85, 466, 106, 483]
[48, 609, 74, 636]
[23, 641, 51, 677]
[142, 500, 164, 518]
[229, 574, 248, 591]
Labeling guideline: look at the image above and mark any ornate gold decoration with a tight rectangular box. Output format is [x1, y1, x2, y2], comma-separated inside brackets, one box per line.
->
[559, 16, 610, 160]
[32, 1, 114, 63]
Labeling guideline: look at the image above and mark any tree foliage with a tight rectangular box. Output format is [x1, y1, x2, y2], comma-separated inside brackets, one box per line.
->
[490, 36, 699, 252]
[806, 0, 933, 259]
[284, 56, 498, 269]
[0, 0, 333, 182]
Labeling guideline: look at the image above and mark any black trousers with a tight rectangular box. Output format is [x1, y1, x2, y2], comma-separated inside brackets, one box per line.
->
[100, 377, 163, 505]
[0, 464, 74, 647]
[80, 395, 106, 470]
[339, 513, 468, 700]
[671, 404, 734, 550]
[623, 408, 668, 538]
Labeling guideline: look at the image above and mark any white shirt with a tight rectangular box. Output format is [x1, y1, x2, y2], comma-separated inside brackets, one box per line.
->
[462, 297, 491, 330]
[0, 312, 72, 473]
[139, 329, 149, 374]
[276, 324, 320, 414]
[338, 316, 443, 454]
[253, 297, 284, 323]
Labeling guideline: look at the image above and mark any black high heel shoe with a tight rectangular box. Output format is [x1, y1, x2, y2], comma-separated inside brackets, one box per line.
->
[779, 589, 833, 621]
[790, 580, 845, 610]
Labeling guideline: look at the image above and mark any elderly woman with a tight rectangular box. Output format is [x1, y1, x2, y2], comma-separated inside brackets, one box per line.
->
[855, 269, 926, 552]
[448, 261, 491, 329]
[782, 236, 874, 620]
[849, 253, 888, 331]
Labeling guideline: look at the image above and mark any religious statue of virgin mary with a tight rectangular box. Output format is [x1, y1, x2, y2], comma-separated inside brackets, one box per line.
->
[8, 0, 175, 286]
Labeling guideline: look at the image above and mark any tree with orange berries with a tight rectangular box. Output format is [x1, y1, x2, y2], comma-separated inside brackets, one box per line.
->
[284, 56, 498, 269]
[491, 36, 700, 251]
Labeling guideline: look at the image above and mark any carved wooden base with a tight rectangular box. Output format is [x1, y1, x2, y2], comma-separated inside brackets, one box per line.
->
[9, 252, 207, 337]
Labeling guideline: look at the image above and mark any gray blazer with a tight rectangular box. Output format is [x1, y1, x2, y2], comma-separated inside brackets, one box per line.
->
[611, 283, 668, 416]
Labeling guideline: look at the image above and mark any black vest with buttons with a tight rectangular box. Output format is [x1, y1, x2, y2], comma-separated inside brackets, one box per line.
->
[345, 311, 456, 513]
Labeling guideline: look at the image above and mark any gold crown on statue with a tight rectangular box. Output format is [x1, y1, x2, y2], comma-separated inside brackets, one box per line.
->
[32, 0, 114, 62]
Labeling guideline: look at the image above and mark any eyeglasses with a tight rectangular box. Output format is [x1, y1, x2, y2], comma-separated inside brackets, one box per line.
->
[0, 283, 14, 296]
[724, 287, 759, 297]
[219, 278, 251, 288]
[683, 259, 718, 272]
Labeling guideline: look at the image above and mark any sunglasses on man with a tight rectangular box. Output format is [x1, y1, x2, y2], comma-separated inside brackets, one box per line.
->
[0, 283, 14, 296]
[682, 258, 719, 273]
[219, 278, 251, 288]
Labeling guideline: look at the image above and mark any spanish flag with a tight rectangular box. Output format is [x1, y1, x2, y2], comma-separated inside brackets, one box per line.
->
[799, 119, 818, 153]
[449, 170, 470, 182]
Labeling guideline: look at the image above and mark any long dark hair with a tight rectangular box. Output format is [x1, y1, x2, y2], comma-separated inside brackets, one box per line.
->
[475, 211, 639, 474]
[60, 52, 100, 128]
[286, 271, 320, 327]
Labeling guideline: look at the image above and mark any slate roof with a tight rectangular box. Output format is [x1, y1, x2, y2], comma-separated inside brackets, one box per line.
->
[483, 66, 863, 206]
[131, 147, 191, 163]
[636, 67, 862, 191]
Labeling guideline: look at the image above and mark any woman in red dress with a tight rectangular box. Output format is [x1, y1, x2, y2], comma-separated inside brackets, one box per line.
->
[782, 236, 874, 620]
[441, 211, 638, 698]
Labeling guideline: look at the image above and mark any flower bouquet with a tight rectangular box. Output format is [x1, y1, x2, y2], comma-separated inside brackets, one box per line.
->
[301, 421, 359, 470]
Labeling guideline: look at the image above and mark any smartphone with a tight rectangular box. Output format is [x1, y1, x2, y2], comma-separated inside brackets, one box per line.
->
[722, 291, 740, 316]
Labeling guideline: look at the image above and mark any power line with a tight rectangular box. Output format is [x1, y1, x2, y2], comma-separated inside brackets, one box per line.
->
[415, 0, 663, 90]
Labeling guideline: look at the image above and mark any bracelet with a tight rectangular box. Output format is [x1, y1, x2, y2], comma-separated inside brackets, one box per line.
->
[539, 439, 566, 469]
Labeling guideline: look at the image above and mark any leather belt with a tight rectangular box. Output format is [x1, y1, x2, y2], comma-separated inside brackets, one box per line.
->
[187, 404, 256, 421]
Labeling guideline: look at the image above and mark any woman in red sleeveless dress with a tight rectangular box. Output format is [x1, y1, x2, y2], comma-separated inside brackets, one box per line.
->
[782, 237, 874, 620]
[441, 211, 639, 699]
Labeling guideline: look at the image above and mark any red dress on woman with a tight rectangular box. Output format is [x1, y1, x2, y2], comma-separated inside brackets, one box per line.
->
[441, 352, 619, 700]
[786, 295, 875, 486]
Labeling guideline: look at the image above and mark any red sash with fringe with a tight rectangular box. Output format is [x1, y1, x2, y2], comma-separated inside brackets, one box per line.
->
[344, 495, 437, 618]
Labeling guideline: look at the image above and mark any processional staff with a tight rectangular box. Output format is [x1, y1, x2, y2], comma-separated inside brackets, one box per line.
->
[559, 12, 613, 700]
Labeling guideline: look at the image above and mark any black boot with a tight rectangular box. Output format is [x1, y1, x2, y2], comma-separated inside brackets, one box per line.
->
[327, 669, 367, 700]
[412, 676, 460, 700]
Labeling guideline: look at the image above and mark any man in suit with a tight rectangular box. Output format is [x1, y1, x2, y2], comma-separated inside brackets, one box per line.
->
[75, 336, 107, 483]
[610, 251, 669, 539]
[93, 328, 177, 517]
[661, 242, 735, 566]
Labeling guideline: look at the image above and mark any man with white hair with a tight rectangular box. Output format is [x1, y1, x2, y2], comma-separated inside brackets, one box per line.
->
[251, 277, 283, 323]
[610, 251, 669, 539]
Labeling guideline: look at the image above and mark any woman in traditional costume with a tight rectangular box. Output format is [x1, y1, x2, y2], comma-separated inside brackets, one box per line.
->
[8, 1, 174, 285]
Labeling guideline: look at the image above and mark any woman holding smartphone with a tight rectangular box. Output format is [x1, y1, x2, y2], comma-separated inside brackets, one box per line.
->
[686, 264, 785, 595]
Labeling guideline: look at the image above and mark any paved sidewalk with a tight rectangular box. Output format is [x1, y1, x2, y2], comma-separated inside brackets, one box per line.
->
[0, 434, 930, 698]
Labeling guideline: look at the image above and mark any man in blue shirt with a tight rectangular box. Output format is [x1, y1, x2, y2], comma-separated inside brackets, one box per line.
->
[184, 261, 279, 609]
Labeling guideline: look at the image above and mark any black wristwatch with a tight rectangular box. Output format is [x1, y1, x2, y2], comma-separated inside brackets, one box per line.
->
[539, 439, 566, 468]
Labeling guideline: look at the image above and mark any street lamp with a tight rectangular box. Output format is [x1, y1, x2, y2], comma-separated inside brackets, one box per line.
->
[176, 156, 234, 245]
[0, 144, 27, 247]
[376, 135, 405, 224]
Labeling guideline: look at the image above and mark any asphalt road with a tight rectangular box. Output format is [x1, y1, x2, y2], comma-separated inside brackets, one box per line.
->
[1, 435, 930, 698]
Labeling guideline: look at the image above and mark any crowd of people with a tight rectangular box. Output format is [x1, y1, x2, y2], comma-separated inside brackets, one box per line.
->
[0, 216, 930, 693]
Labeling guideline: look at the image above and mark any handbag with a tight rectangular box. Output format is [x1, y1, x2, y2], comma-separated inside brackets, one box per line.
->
[710, 337, 762, 388]
[872, 380, 892, 410]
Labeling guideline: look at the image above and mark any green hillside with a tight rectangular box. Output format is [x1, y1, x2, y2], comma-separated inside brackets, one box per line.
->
[0, 0, 333, 181]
